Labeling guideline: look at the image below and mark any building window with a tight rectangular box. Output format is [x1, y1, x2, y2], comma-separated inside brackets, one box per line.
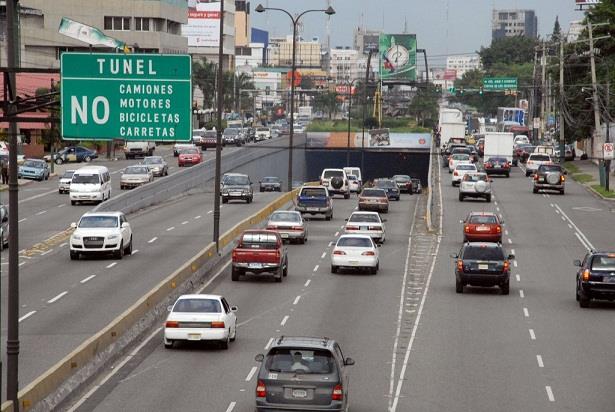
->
[135, 17, 151, 31]
[104, 16, 131, 31]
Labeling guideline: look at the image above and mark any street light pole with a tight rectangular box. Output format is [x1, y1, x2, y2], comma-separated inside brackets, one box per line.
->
[346, 79, 360, 167]
[213, 0, 225, 252]
[256, 4, 335, 191]
[361, 50, 374, 174]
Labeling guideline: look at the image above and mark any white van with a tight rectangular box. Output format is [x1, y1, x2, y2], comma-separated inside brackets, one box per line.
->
[320, 168, 350, 198]
[70, 166, 112, 205]
[343, 167, 362, 184]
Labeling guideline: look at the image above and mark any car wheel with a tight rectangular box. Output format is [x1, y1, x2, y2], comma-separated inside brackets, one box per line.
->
[125, 236, 133, 255]
[525, 170, 530, 177]
[59, 190, 62, 194]
[455, 279, 463, 293]
[70, 251, 79, 261]
[260, 188, 263, 192]
[500, 281, 510, 295]
[230, 326, 237, 342]
[325, 214, 332, 221]
[275, 267, 283, 283]
[532, 187, 539, 194]
[331, 265, 338, 274]
[344, 193, 350, 199]
[231, 267, 241, 281]
[370, 263, 378, 275]
[560, 189, 565, 195]
[71, 200, 77, 206]
[299, 236, 305, 244]
[458, 194, 464, 202]
[576, 286, 580, 301]
[222, 198, 228, 204]
[115, 241, 124, 260]
[55, 158, 63, 165]
[163, 338, 174, 349]
[451, 181, 456, 187]
[506, 173, 510, 178]
[84, 156, 92, 162]
[283, 263, 288, 277]
[220, 336, 229, 350]
[485, 195, 491, 203]
[579, 292, 590, 308]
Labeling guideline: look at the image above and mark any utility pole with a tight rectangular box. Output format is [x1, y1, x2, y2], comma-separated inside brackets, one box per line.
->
[213, 0, 225, 251]
[605, 81, 610, 191]
[540, 42, 547, 142]
[531, 47, 538, 143]
[588, 21, 602, 172]
[559, 36, 566, 164]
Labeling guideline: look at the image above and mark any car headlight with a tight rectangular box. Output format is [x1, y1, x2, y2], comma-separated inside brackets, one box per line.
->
[72, 234, 81, 240]
[107, 234, 120, 240]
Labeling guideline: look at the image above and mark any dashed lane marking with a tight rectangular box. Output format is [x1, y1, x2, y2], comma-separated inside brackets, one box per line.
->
[225, 401, 236, 412]
[18, 218, 27, 223]
[166, 226, 175, 231]
[304, 279, 311, 287]
[546, 386, 555, 402]
[35, 210, 47, 216]
[321, 252, 327, 259]
[40, 249, 53, 256]
[519, 290, 525, 298]
[182, 221, 189, 225]
[293, 296, 301, 305]
[18, 311, 36, 322]
[529, 329, 536, 340]
[537, 355, 544, 368]
[280, 315, 289, 326]
[245, 366, 258, 382]
[507, 238, 512, 244]
[334, 231, 339, 237]
[523, 307, 529, 318]
[264, 338, 274, 350]
[48, 291, 68, 304]
[80, 275, 96, 284]
[313, 265, 319, 272]
[513, 261, 518, 268]
[148, 237, 158, 243]
[106, 262, 117, 269]
[516, 274, 521, 282]
[132, 249, 139, 255]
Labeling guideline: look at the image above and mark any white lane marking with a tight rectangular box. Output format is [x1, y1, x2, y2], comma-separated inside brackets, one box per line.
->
[504, 230, 509, 236]
[313, 265, 319, 272]
[196, 260, 232, 293]
[494, 201, 498, 206]
[546, 194, 550, 198]
[40, 249, 53, 256]
[529, 329, 536, 340]
[106, 262, 117, 269]
[47, 291, 68, 304]
[166, 226, 175, 231]
[18, 311, 36, 322]
[245, 366, 258, 382]
[66, 327, 163, 412]
[181, 221, 189, 225]
[513, 261, 518, 268]
[148, 237, 158, 243]
[19, 249, 26, 254]
[519, 290, 525, 298]
[264, 337, 274, 350]
[18, 262, 25, 267]
[550, 203, 554, 208]
[57, 204, 65, 208]
[60, 243, 67, 248]
[196, 214, 203, 218]
[225, 401, 237, 412]
[80, 275, 96, 284]
[207, 210, 213, 214]
[546, 386, 555, 402]
[321, 252, 327, 259]
[523, 307, 530, 318]
[132, 249, 139, 255]
[280, 315, 289, 326]
[511, 249, 515, 255]
[293, 295, 301, 305]
[568, 223, 573, 229]
[575, 233, 591, 251]
[555, 204, 595, 249]
[304, 279, 311, 287]
[496, 207, 500, 212]
[328, 241, 333, 247]
[537, 355, 544, 368]
[555, 209, 560, 214]
[18, 188, 59, 204]
[340, 225, 344, 229]
[507, 238, 512, 244]
[18, 218, 27, 223]
[516, 274, 521, 282]
[561, 216, 566, 222]
[36, 210, 47, 216]
[334, 231, 339, 237]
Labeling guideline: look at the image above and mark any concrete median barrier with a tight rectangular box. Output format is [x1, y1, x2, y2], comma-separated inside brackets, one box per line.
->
[1, 188, 301, 412]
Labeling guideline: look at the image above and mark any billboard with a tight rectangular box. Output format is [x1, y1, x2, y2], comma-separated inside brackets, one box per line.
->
[576, 0, 601, 5]
[443, 69, 457, 80]
[183, 2, 221, 47]
[379, 34, 417, 81]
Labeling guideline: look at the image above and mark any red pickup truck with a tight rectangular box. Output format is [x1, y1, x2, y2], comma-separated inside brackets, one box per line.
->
[231, 230, 288, 282]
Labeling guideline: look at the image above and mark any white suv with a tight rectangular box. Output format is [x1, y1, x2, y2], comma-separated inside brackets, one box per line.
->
[320, 168, 350, 198]
[70, 212, 133, 260]
[525, 153, 552, 176]
[459, 172, 492, 202]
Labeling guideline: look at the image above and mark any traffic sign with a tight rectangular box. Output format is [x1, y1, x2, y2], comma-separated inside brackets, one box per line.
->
[483, 77, 518, 91]
[603, 142, 614, 160]
[61, 53, 192, 141]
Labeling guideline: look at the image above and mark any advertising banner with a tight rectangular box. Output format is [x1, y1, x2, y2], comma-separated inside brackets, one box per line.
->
[379, 34, 417, 81]
[369, 128, 391, 146]
[576, 0, 601, 5]
[443, 69, 457, 80]
[183, 2, 221, 47]
[58, 17, 127, 50]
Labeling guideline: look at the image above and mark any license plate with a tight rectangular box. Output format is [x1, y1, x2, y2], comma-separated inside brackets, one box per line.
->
[292, 389, 308, 398]
[478, 264, 489, 270]
[368, 199, 377, 203]
[248, 263, 262, 269]
[495, 165, 501, 168]
[188, 333, 201, 340]
[307, 207, 319, 211]
[230, 192, 242, 196]
[360, 226, 369, 231]
[280, 233, 289, 238]
[603, 276, 615, 283]
[476, 226, 490, 231]
[349, 261, 359, 265]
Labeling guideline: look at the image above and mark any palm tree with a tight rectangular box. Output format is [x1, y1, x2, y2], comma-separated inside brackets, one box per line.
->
[314, 92, 339, 119]
[192, 57, 217, 108]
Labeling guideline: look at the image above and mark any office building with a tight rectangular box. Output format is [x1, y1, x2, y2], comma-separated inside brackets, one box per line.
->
[269, 35, 321, 68]
[353, 26, 380, 55]
[492, 9, 538, 40]
[446, 54, 481, 79]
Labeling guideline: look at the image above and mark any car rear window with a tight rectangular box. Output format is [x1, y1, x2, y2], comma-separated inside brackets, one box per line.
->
[462, 246, 505, 260]
[538, 165, 561, 172]
[530, 154, 550, 161]
[173, 298, 221, 313]
[468, 215, 497, 224]
[323, 170, 344, 178]
[337, 237, 372, 247]
[463, 174, 487, 182]
[349, 214, 380, 223]
[457, 164, 477, 171]
[239, 232, 279, 249]
[300, 188, 327, 197]
[591, 256, 615, 272]
[263, 177, 280, 183]
[225, 175, 249, 185]
[361, 189, 386, 197]
[375, 180, 396, 188]
[265, 348, 335, 374]
[452, 154, 470, 160]
[270, 212, 301, 222]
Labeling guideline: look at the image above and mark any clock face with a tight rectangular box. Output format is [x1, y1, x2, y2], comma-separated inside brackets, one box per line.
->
[386, 45, 409, 68]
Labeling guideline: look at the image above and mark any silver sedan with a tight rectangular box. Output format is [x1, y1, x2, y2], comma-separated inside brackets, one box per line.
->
[266, 210, 308, 244]
[120, 165, 153, 190]
[142, 156, 169, 177]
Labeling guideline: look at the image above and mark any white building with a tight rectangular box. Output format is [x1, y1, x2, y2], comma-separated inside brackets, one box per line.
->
[329, 47, 367, 82]
[446, 54, 481, 79]
[568, 20, 584, 42]
[235, 42, 266, 67]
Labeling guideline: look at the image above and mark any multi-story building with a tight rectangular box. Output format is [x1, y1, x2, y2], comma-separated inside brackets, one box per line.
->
[353, 26, 381, 55]
[446, 54, 481, 79]
[1, 0, 188, 68]
[269, 35, 321, 68]
[234, 0, 250, 47]
[492, 9, 538, 40]
[329, 47, 367, 83]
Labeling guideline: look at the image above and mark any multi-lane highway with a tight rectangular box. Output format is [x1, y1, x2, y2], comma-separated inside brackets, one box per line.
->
[64, 158, 615, 412]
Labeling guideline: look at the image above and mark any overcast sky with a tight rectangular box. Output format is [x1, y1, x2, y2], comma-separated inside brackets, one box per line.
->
[251, 0, 583, 68]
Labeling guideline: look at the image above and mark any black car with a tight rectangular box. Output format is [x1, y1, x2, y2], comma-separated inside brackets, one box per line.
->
[452, 242, 514, 295]
[259, 176, 282, 192]
[575, 252, 615, 308]
[484, 157, 511, 177]
[373, 179, 400, 201]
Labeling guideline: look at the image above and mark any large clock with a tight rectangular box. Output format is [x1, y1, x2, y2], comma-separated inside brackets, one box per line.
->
[385, 44, 409, 69]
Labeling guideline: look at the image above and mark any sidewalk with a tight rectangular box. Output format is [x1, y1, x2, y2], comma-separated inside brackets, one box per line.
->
[564, 159, 615, 200]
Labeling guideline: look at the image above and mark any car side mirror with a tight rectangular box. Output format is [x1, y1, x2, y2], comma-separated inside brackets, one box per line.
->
[508, 254, 515, 260]
[382, 219, 387, 222]
[344, 357, 355, 366]
[70, 222, 77, 229]
[450, 253, 458, 258]
[1, 216, 7, 223]
[230, 306, 238, 312]
[377, 243, 382, 247]
[459, 219, 464, 223]
[167, 305, 173, 312]
[564, 170, 568, 175]
[573, 259, 582, 267]
[344, 218, 348, 221]
[255, 353, 264, 362]
[121, 222, 130, 229]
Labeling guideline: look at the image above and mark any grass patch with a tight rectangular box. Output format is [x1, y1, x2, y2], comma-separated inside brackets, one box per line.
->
[591, 184, 615, 198]
[564, 162, 580, 174]
[307, 119, 430, 133]
[572, 173, 595, 184]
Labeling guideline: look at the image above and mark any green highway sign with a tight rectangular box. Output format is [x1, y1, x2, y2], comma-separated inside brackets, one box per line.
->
[61, 53, 192, 141]
[482, 77, 518, 91]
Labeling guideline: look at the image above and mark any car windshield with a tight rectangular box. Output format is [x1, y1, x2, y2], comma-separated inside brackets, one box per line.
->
[393, 175, 410, 181]
[262, 177, 280, 183]
[452, 154, 470, 160]
[538, 165, 561, 172]
[257, 127, 269, 132]
[270, 212, 301, 222]
[143, 157, 163, 164]
[78, 215, 118, 228]
[224, 129, 239, 136]
[180, 148, 199, 154]
[239, 232, 278, 249]
[462, 246, 505, 260]
[487, 158, 507, 163]
[347, 175, 358, 181]
[463, 174, 488, 182]
[300, 188, 326, 197]
[457, 165, 477, 171]
[72, 174, 100, 184]
[375, 180, 396, 188]
[452, 149, 471, 154]
[337, 237, 372, 247]
[265, 348, 335, 374]
[362, 189, 386, 197]
[173, 298, 221, 313]
[62, 171, 75, 179]
[591, 256, 615, 272]
[124, 166, 149, 175]
[530, 154, 550, 161]
[23, 160, 43, 168]
[225, 175, 249, 185]
[323, 170, 344, 178]
[468, 215, 497, 224]
[349, 214, 380, 223]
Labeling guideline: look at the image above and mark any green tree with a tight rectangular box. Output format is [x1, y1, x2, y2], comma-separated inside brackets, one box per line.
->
[314, 91, 339, 119]
[192, 57, 217, 108]
[408, 84, 440, 127]
[479, 36, 537, 71]
[552, 16, 562, 43]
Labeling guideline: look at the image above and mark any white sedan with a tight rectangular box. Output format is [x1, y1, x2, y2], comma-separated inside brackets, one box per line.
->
[452, 163, 478, 186]
[164, 294, 237, 349]
[448, 153, 472, 173]
[344, 211, 386, 243]
[331, 234, 380, 274]
[69, 211, 133, 260]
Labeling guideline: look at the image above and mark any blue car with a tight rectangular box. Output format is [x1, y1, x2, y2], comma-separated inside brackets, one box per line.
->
[46, 146, 98, 165]
[18, 159, 50, 181]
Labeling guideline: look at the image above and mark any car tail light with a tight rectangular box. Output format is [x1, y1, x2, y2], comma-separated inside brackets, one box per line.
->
[345, 180, 348, 186]
[266, 225, 276, 230]
[232, 250, 237, 260]
[534, 174, 539, 181]
[485, 162, 491, 168]
[362, 251, 376, 256]
[333, 250, 346, 255]
[346, 225, 360, 230]
[582, 269, 590, 282]
[496, 225, 501, 233]
[527, 160, 533, 165]
[256, 380, 266, 398]
[211, 321, 225, 328]
[464, 225, 470, 233]
[457, 259, 463, 271]
[275, 250, 281, 261]
[332, 384, 343, 401]
[454, 171, 459, 176]
[370, 226, 382, 231]
[503, 260, 510, 272]
[291, 226, 303, 231]
[505, 162, 510, 167]
[165, 321, 179, 328]
[561, 175, 566, 182]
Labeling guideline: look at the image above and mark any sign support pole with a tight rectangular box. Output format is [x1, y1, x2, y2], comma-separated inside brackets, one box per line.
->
[213, 0, 224, 252]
